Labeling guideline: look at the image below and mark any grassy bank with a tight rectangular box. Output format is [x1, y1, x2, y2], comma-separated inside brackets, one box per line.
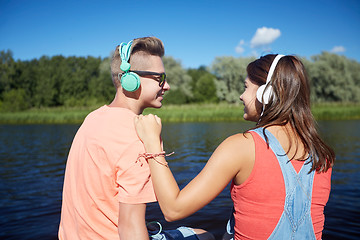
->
[0, 103, 359, 124]
[0, 107, 94, 125]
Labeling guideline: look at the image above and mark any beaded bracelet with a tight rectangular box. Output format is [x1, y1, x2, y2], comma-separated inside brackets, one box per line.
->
[137, 151, 174, 167]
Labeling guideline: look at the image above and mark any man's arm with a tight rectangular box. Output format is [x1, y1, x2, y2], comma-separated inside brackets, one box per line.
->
[118, 202, 149, 240]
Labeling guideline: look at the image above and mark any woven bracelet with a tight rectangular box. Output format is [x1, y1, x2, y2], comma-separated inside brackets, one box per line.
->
[138, 151, 174, 167]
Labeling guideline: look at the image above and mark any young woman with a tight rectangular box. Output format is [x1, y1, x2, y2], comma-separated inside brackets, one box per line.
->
[134, 54, 335, 239]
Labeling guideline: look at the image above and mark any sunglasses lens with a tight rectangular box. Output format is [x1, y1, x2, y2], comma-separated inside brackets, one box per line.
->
[159, 74, 166, 86]
[132, 71, 166, 87]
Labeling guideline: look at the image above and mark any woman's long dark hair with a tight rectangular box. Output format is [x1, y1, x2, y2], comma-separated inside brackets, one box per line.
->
[247, 54, 335, 173]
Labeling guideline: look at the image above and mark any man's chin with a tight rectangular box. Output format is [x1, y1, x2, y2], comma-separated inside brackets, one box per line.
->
[151, 101, 163, 109]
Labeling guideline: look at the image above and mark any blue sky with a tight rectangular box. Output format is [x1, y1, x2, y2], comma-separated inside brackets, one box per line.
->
[1, 0, 359, 68]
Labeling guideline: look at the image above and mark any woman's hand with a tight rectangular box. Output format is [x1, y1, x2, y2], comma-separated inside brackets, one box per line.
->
[134, 114, 162, 149]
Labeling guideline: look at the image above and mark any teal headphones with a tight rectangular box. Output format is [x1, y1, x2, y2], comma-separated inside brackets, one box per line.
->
[119, 40, 141, 92]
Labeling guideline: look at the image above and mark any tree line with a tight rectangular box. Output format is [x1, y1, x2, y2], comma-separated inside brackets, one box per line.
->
[0, 49, 359, 112]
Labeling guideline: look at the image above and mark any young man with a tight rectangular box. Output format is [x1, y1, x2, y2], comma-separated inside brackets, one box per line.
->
[58, 37, 213, 240]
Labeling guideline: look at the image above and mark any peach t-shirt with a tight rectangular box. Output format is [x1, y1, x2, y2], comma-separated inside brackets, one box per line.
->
[59, 106, 156, 240]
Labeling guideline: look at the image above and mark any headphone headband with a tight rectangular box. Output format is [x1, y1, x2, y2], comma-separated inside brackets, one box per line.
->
[265, 54, 285, 85]
[119, 40, 133, 72]
[256, 54, 285, 109]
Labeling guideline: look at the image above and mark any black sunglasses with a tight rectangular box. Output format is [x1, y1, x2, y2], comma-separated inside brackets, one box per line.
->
[130, 70, 166, 87]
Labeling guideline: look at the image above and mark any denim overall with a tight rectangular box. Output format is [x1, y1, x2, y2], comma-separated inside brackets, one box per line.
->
[227, 128, 316, 239]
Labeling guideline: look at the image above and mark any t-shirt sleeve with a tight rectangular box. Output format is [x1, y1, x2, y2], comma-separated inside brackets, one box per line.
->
[115, 140, 157, 204]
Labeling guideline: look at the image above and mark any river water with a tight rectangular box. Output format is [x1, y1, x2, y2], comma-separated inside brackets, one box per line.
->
[0, 120, 359, 239]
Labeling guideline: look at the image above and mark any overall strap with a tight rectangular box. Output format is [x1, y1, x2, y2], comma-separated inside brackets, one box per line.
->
[250, 128, 316, 239]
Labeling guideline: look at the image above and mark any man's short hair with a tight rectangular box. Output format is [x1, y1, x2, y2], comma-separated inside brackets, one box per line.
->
[111, 37, 164, 88]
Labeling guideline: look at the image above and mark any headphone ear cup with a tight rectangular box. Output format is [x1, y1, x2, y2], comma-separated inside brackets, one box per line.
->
[256, 85, 266, 103]
[256, 85, 273, 104]
[121, 72, 141, 92]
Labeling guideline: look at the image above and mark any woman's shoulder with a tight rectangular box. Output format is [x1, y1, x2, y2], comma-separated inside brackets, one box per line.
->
[217, 132, 255, 157]
[220, 132, 256, 184]
[225, 132, 254, 144]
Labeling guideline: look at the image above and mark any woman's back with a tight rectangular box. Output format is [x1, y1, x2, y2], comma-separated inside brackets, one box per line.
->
[231, 127, 332, 240]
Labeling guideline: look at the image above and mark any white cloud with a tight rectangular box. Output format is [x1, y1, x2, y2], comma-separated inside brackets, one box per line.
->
[235, 40, 245, 54]
[250, 27, 281, 48]
[330, 46, 346, 53]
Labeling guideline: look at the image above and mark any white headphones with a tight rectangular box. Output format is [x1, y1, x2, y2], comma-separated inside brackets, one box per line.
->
[256, 54, 285, 104]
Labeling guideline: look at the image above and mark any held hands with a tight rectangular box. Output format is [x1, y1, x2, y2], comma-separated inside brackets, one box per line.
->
[134, 114, 162, 149]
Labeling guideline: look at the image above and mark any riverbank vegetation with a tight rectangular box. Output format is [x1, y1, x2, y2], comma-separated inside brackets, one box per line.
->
[1, 49, 359, 124]
[0, 102, 359, 124]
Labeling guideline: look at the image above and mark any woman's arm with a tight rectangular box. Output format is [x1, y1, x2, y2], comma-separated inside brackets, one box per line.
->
[134, 114, 253, 221]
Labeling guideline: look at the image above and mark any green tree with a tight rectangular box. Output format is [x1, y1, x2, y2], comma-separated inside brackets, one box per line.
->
[211, 56, 254, 103]
[88, 57, 115, 105]
[60, 56, 102, 107]
[187, 65, 208, 91]
[162, 56, 192, 104]
[33, 56, 62, 107]
[344, 57, 360, 102]
[1, 88, 30, 111]
[15, 59, 39, 107]
[194, 74, 218, 102]
[0, 50, 16, 99]
[187, 66, 218, 103]
[308, 52, 360, 102]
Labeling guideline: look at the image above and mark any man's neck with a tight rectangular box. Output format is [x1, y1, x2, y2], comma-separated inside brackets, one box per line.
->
[108, 91, 143, 115]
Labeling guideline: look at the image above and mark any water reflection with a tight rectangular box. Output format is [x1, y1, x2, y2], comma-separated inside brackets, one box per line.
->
[317, 120, 360, 240]
[0, 125, 79, 240]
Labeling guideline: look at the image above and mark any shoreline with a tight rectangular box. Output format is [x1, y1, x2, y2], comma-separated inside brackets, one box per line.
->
[0, 103, 359, 124]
